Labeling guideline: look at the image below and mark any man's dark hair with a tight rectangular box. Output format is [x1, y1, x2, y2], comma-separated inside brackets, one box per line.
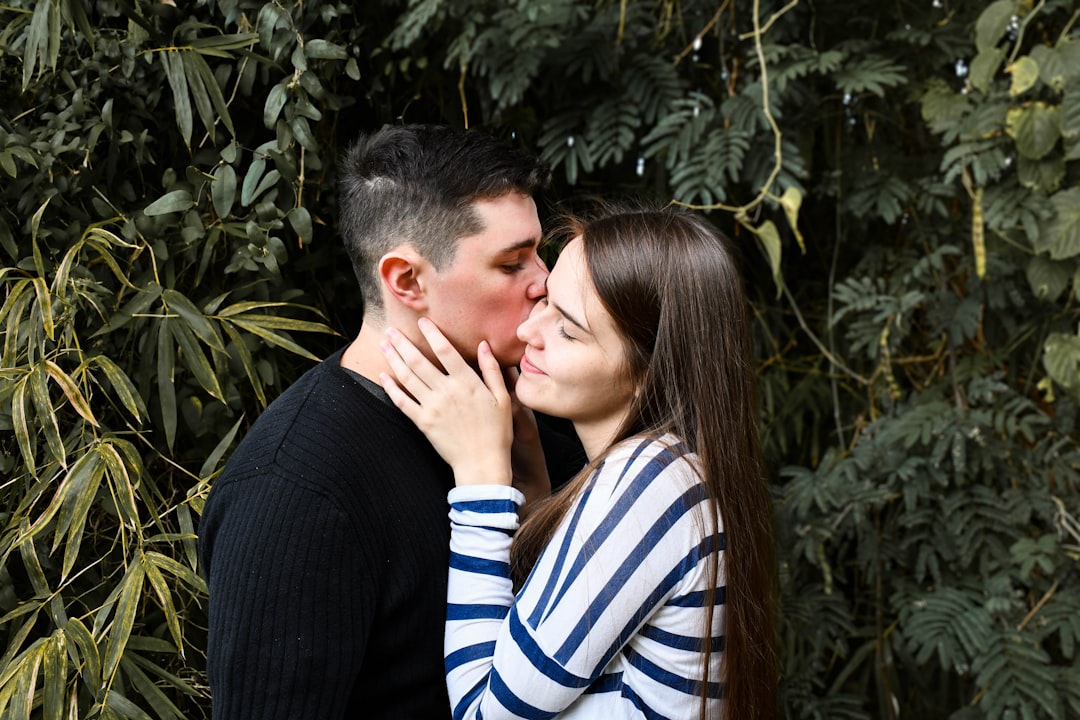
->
[338, 124, 550, 312]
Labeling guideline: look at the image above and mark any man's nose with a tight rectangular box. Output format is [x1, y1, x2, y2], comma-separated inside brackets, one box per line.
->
[526, 253, 549, 299]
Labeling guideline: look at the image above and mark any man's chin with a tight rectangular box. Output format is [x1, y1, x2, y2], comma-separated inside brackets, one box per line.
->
[490, 345, 524, 368]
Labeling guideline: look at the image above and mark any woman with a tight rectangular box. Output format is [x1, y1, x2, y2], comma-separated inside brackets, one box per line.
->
[380, 207, 778, 719]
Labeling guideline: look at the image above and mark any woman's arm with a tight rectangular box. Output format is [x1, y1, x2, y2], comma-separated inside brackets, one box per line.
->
[445, 440, 718, 719]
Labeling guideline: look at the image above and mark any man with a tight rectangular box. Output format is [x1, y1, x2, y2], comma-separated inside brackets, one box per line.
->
[198, 124, 569, 718]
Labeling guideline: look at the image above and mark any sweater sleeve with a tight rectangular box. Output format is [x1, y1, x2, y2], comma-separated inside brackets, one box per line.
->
[201, 475, 373, 720]
[444, 441, 716, 719]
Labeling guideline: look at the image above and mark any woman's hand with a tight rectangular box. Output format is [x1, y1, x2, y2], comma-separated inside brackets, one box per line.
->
[380, 318, 513, 487]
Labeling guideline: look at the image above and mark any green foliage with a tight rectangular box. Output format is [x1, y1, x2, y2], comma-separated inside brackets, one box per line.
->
[3, 0, 1080, 717]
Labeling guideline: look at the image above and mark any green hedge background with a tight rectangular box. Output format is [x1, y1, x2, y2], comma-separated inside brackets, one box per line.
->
[1, 0, 1079, 717]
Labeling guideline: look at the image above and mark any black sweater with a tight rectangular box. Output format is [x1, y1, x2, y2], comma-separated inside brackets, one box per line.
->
[199, 351, 455, 718]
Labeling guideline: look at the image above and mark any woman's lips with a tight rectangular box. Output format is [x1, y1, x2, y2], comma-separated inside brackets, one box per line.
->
[519, 353, 544, 375]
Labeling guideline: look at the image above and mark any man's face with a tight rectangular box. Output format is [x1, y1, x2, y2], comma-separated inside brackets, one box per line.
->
[422, 193, 547, 366]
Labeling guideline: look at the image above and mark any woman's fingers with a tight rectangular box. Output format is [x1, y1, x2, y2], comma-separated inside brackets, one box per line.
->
[382, 326, 444, 392]
[416, 317, 473, 376]
[477, 341, 510, 405]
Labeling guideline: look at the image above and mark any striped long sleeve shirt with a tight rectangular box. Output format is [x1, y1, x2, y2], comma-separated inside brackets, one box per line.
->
[445, 435, 726, 719]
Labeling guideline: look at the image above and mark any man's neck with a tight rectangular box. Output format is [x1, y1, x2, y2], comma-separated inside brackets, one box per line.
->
[340, 319, 395, 384]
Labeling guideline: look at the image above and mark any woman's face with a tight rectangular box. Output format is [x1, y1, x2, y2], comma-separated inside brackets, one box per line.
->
[514, 237, 636, 456]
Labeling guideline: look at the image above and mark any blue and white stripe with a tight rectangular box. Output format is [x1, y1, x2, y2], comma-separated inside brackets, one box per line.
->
[445, 435, 726, 719]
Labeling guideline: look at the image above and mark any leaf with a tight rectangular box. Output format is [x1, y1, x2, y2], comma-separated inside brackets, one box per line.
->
[1008, 56, 1039, 96]
[199, 416, 244, 479]
[103, 559, 146, 681]
[1043, 332, 1080, 394]
[976, 0, 1017, 53]
[970, 47, 1006, 95]
[90, 355, 147, 422]
[224, 317, 321, 361]
[44, 359, 97, 426]
[1006, 102, 1062, 159]
[304, 38, 348, 60]
[160, 50, 193, 146]
[1017, 153, 1065, 193]
[42, 631, 66, 720]
[162, 288, 223, 351]
[750, 220, 783, 297]
[189, 47, 235, 137]
[144, 189, 194, 216]
[287, 206, 312, 244]
[170, 320, 225, 402]
[1034, 187, 1080, 259]
[11, 376, 34, 476]
[211, 163, 237, 219]
[1062, 87, 1080, 139]
[180, 50, 216, 143]
[1025, 254, 1073, 302]
[264, 82, 288, 129]
[29, 361, 64, 467]
[157, 318, 177, 451]
[30, 276, 54, 342]
[779, 187, 805, 253]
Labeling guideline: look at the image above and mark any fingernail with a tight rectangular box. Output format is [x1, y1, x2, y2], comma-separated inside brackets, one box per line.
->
[418, 317, 431, 329]
[379, 340, 390, 353]
[385, 326, 399, 338]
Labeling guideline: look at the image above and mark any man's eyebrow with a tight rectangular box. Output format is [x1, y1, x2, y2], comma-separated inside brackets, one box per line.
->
[496, 238, 539, 254]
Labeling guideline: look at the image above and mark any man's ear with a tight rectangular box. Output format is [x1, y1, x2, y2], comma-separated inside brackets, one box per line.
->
[378, 248, 429, 311]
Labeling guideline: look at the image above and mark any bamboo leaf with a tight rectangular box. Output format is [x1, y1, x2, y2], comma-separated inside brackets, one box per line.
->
[143, 561, 183, 654]
[180, 50, 217, 141]
[29, 362, 65, 467]
[162, 288, 224, 351]
[30, 197, 50, 276]
[89, 355, 146, 423]
[188, 32, 258, 52]
[118, 656, 183, 720]
[157, 318, 177, 451]
[170, 319, 225, 402]
[100, 440, 141, 533]
[221, 322, 267, 407]
[22, 0, 52, 90]
[53, 449, 106, 578]
[198, 416, 244, 479]
[63, 618, 101, 694]
[12, 375, 35, 476]
[225, 317, 321, 361]
[0, 607, 41, 674]
[190, 48, 235, 136]
[94, 281, 163, 336]
[42, 632, 66, 720]
[226, 312, 335, 334]
[45, 359, 98, 426]
[103, 558, 146, 681]
[146, 550, 209, 595]
[31, 276, 55, 342]
[104, 688, 154, 720]
[160, 50, 193, 146]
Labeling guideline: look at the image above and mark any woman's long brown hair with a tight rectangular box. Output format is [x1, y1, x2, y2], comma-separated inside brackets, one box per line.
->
[509, 207, 778, 720]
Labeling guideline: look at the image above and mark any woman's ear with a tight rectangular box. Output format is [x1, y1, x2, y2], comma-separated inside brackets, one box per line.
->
[378, 248, 430, 312]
